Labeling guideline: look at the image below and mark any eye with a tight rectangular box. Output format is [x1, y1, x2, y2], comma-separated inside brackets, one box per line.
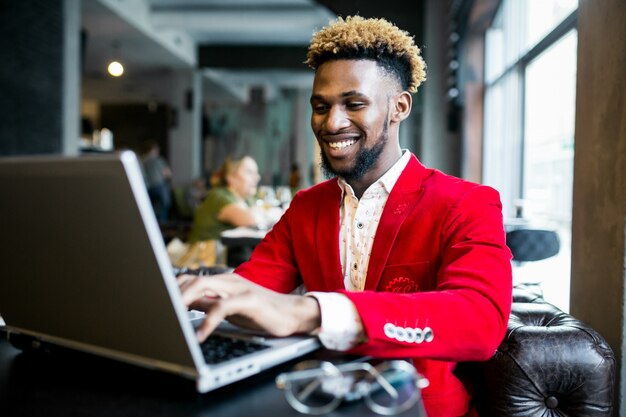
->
[346, 101, 365, 110]
[312, 103, 329, 113]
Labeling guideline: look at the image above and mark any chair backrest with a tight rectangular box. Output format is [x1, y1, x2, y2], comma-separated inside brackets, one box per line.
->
[506, 229, 560, 262]
[172, 185, 193, 219]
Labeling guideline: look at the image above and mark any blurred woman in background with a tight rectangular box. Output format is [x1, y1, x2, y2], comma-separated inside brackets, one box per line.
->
[172, 155, 262, 268]
[188, 154, 261, 242]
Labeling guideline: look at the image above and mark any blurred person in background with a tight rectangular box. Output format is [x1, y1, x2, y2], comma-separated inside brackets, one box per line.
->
[140, 140, 172, 223]
[185, 176, 209, 212]
[173, 155, 262, 268]
[188, 155, 261, 242]
[288, 162, 302, 194]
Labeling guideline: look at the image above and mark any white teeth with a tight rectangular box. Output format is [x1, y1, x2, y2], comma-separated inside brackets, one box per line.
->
[328, 139, 356, 149]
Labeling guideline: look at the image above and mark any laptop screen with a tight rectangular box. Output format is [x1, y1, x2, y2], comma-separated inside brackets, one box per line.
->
[0, 152, 200, 372]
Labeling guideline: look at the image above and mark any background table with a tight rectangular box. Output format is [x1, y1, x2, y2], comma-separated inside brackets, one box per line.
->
[220, 227, 267, 267]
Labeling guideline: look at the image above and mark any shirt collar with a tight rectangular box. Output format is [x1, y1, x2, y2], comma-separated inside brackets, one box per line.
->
[337, 150, 411, 198]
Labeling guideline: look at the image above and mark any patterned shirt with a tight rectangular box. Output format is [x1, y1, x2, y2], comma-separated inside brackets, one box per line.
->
[308, 150, 411, 350]
[338, 150, 411, 291]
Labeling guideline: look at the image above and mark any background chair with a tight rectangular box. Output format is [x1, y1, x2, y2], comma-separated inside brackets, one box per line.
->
[172, 185, 194, 221]
[457, 286, 616, 417]
[506, 229, 560, 263]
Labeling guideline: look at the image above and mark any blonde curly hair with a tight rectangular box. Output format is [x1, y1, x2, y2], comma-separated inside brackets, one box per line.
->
[306, 16, 427, 94]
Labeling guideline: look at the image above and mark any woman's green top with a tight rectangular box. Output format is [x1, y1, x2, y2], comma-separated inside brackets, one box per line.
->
[188, 187, 240, 242]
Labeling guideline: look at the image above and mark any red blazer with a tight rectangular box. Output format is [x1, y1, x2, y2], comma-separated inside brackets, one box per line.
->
[236, 154, 512, 417]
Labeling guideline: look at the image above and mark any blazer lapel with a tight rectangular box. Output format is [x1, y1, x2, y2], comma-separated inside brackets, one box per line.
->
[315, 180, 345, 291]
[364, 156, 427, 291]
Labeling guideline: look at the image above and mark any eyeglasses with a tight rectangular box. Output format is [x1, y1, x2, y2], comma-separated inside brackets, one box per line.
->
[275, 359, 429, 415]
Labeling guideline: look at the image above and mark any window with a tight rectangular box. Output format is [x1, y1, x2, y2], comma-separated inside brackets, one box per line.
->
[483, 0, 578, 312]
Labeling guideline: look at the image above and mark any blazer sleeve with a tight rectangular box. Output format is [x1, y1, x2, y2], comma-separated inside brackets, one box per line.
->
[342, 185, 513, 362]
[234, 195, 301, 293]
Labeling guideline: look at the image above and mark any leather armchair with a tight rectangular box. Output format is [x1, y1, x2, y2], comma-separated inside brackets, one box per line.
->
[458, 285, 616, 416]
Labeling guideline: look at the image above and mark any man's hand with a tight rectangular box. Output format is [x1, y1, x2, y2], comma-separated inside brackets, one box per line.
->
[177, 273, 321, 342]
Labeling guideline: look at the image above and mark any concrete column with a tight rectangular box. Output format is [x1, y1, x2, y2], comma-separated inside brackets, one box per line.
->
[292, 88, 313, 188]
[168, 69, 202, 186]
[0, 0, 80, 156]
[62, 0, 81, 156]
[570, 0, 626, 414]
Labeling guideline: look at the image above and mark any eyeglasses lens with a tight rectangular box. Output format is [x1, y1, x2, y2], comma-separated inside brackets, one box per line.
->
[367, 365, 418, 412]
[286, 361, 343, 414]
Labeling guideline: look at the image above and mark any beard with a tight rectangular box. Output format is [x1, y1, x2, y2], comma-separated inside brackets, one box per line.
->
[319, 114, 389, 182]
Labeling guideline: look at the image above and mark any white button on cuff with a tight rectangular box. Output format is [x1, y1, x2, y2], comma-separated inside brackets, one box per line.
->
[405, 328, 417, 343]
[423, 326, 434, 342]
[414, 328, 425, 343]
[384, 323, 428, 343]
[395, 327, 407, 342]
[383, 323, 396, 339]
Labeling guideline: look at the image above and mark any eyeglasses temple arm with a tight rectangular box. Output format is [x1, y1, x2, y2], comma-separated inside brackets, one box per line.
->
[296, 378, 324, 402]
[369, 368, 400, 399]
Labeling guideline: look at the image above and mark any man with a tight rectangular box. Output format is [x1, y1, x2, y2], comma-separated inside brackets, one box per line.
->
[141, 140, 173, 222]
[179, 16, 512, 417]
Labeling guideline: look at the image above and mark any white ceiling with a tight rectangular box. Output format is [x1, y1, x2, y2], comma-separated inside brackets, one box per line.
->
[149, 0, 335, 45]
[81, 0, 334, 103]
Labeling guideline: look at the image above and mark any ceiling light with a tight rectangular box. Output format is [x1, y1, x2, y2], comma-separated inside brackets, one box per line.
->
[107, 61, 124, 77]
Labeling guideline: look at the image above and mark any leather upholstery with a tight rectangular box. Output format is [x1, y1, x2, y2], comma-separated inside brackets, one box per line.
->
[458, 287, 615, 416]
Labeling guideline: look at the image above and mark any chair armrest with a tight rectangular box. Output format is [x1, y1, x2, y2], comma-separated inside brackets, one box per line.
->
[461, 301, 615, 416]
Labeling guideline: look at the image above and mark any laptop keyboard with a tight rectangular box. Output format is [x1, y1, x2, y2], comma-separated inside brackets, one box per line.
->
[200, 334, 270, 364]
[173, 266, 233, 277]
[173, 266, 267, 364]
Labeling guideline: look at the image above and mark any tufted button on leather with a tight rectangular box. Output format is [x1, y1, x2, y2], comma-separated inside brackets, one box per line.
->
[499, 342, 509, 352]
[545, 396, 559, 409]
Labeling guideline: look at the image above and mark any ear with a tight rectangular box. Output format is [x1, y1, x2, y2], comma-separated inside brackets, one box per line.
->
[390, 91, 412, 123]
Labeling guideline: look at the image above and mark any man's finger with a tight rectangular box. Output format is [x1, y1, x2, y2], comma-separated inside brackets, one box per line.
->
[196, 300, 226, 341]
[207, 293, 291, 337]
[180, 278, 225, 306]
[194, 294, 262, 341]
[180, 274, 258, 306]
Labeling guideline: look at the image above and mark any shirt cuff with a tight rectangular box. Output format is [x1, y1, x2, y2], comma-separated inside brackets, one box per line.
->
[306, 292, 365, 351]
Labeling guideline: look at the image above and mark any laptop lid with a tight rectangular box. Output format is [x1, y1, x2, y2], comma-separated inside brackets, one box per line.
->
[0, 151, 318, 392]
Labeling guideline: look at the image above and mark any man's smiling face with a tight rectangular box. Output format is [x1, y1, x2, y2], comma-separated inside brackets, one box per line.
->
[310, 59, 399, 183]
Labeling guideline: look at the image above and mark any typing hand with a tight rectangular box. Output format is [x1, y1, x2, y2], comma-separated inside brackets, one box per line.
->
[176, 273, 321, 342]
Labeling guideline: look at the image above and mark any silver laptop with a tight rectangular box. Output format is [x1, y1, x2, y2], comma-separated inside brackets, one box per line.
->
[0, 151, 319, 393]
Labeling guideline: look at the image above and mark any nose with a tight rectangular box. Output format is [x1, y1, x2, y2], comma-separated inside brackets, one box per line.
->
[323, 106, 350, 132]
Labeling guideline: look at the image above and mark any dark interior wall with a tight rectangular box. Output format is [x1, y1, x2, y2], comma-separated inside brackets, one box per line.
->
[0, 0, 65, 155]
[99, 104, 170, 157]
[314, 0, 423, 38]
[459, 0, 499, 183]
